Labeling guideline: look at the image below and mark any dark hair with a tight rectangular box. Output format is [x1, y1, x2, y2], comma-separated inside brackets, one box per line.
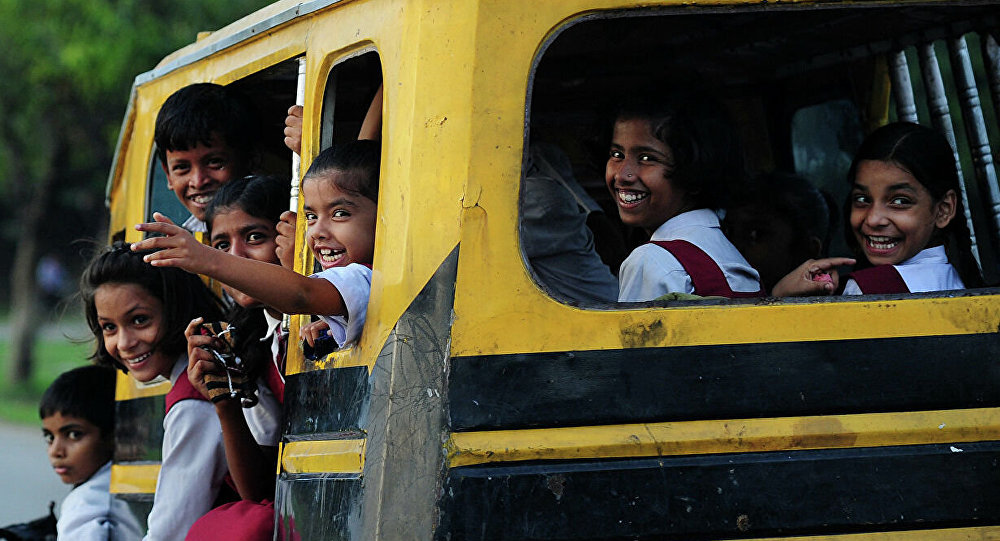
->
[206, 174, 290, 232]
[40, 365, 116, 438]
[846, 122, 983, 287]
[80, 242, 226, 372]
[613, 89, 745, 210]
[154, 82, 261, 170]
[303, 139, 381, 202]
[743, 172, 836, 257]
[205, 174, 291, 381]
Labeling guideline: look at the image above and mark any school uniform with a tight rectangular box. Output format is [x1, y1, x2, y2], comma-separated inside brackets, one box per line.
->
[144, 358, 228, 541]
[187, 313, 285, 541]
[57, 461, 143, 541]
[181, 215, 207, 234]
[311, 263, 373, 348]
[842, 245, 964, 295]
[618, 209, 761, 301]
[242, 311, 286, 448]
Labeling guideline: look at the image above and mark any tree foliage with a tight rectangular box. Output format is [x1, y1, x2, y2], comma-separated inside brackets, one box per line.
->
[0, 0, 270, 381]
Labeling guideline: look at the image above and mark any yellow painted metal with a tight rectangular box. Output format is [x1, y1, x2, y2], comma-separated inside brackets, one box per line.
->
[109, 464, 160, 494]
[717, 527, 1000, 540]
[114, 371, 170, 401]
[280, 438, 366, 474]
[446, 408, 1000, 467]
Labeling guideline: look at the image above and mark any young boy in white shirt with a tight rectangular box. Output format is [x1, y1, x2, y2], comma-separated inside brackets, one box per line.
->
[40, 365, 143, 541]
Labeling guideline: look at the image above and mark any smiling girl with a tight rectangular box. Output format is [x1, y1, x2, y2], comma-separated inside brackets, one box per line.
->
[131, 140, 380, 350]
[774, 122, 983, 296]
[607, 91, 761, 300]
[81, 242, 227, 540]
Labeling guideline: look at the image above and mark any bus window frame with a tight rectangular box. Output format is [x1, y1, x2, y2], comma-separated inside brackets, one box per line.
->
[518, 6, 1000, 311]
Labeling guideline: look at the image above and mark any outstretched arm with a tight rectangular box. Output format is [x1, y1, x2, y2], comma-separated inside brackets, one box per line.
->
[770, 257, 856, 297]
[132, 213, 346, 316]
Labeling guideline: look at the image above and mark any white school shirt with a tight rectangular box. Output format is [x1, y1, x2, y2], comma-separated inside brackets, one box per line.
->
[842, 245, 965, 295]
[618, 209, 761, 301]
[58, 461, 144, 541]
[144, 358, 228, 541]
[311, 263, 373, 348]
[181, 215, 207, 233]
[241, 310, 285, 447]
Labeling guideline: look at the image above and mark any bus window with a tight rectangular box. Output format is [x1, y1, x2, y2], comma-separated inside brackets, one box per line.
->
[522, 6, 1000, 304]
[143, 60, 298, 229]
[791, 99, 865, 260]
[291, 50, 382, 363]
[319, 51, 382, 150]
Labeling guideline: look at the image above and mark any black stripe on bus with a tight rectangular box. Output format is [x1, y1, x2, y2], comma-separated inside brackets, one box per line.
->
[282, 366, 371, 437]
[437, 441, 1000, 540]
[449, 333, 1000, 431]
[115, 396, 163, 462]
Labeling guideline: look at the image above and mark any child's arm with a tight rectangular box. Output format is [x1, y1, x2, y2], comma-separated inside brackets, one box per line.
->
[186, 319, 277, 501]
[132, 213, 347, 317]
[358, 84, 383, 141]
[771, 257, 856, 297]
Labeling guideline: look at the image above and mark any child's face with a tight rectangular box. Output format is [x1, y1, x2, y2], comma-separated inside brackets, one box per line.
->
[210, 208, 281, 308]
[302, 174, 377, 269]
[724, 206, 803, 292]
[163, 134, 242, 222]
[606, 118, 691, 233]
[42, 412, 112, 486]
[94, 283, 174, 383]
[850, 160, 956, 266]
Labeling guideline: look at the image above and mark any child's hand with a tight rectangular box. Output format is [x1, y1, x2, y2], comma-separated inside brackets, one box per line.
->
[184, 318, 226, 401]
[276, 211, 297, 270]
[132, 213, 216, 274]
[299, 319, 331, 348]
[771, 257, 856, 297]
[284, 105, 303, 155]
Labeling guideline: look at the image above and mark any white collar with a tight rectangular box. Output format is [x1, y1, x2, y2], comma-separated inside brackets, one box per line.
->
[182, 214, 207, 233]
[262, 310, 283, 341]
[649, 208, 721, 240]
[897, 245, 948, 266]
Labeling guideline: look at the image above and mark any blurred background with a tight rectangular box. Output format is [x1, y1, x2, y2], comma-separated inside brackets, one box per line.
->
[0, 0, 270, 525]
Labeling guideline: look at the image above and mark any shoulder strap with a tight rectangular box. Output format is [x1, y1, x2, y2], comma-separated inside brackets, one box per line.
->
[650, 240, 763, 298]
[165, 371, 208, 414]
[846, 265, 910, 294]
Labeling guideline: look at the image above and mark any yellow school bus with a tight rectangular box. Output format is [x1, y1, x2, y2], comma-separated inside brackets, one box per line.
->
[106, 0, 1000, 538]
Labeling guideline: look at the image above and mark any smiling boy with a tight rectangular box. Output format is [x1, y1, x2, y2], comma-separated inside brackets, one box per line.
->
[40, 365, 143, 540]
[154, 83, 261, 232]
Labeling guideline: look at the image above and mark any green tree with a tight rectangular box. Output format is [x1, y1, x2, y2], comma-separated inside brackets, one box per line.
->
[0, 0, 270, 383]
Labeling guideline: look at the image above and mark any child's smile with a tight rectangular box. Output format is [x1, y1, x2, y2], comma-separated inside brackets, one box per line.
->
[94, 283, 174, 382]
[42, 412, 112, 486]
[606, 118, 692, 233]
[850, 160, 956, 266]
[303, 174, 377, 270]
[163, 134, 241, 221]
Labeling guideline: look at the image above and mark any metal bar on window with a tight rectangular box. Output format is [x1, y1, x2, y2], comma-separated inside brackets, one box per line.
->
[949, 35, 1000, 239]
[918, 41, 980, 265]
[889, 50, 919, 123]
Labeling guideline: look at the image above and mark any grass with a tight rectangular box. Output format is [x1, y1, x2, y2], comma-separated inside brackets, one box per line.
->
[0, 327, 93, 426]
